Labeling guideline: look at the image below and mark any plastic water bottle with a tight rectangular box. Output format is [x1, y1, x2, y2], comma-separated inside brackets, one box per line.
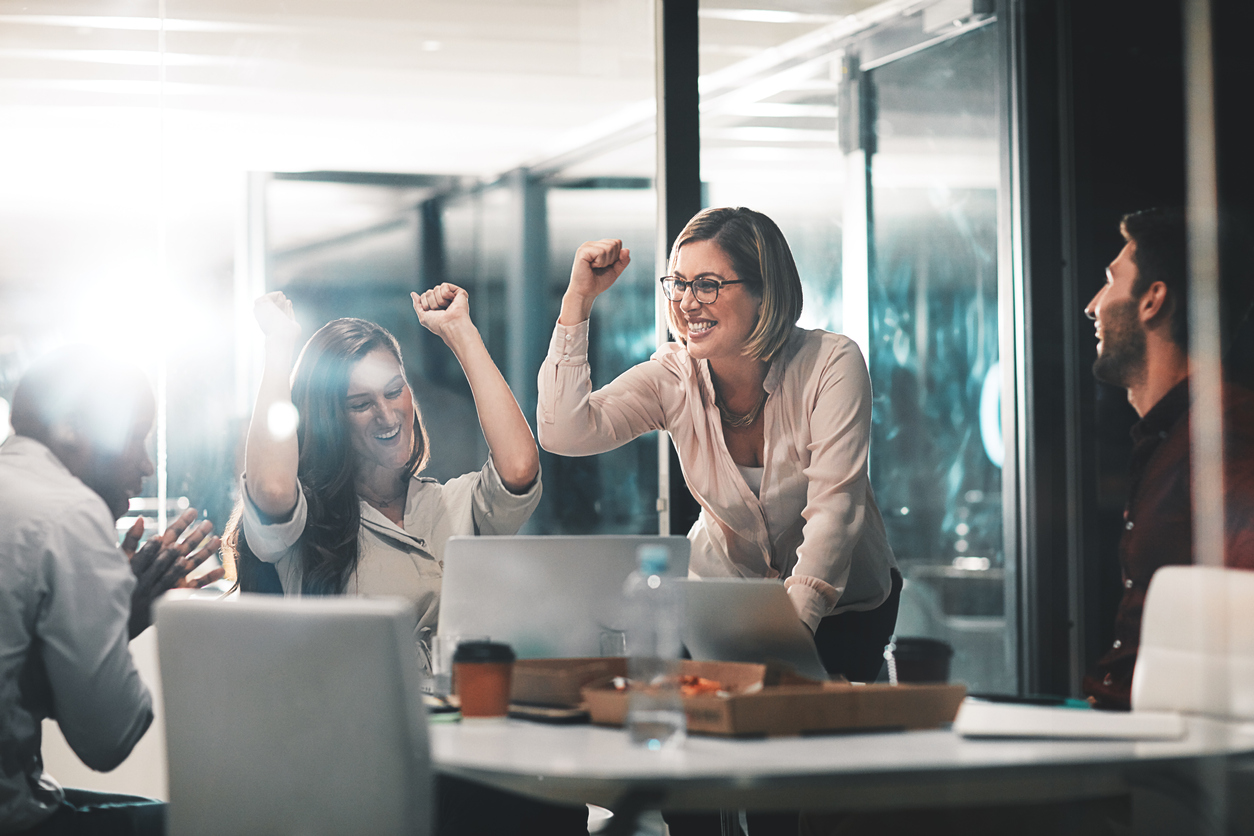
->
[623, 544, 686, 750]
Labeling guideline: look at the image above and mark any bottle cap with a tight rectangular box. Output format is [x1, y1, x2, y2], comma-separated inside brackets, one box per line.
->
[452, 641, 515, 664]
[637, 544, 669, 575]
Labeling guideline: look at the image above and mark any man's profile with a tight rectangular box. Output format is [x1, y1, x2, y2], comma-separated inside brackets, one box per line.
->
[1082, 209, 1254, 710]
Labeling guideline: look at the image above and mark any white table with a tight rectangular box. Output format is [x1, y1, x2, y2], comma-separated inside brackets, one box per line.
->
[431, 717, 1254, 834]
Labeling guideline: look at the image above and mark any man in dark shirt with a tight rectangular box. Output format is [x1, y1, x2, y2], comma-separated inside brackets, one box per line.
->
[1081, 208, 1254, 710]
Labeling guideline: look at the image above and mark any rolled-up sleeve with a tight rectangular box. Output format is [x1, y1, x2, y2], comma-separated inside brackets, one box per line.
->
[537, 319, 672, 456]
[37, 501, 152, 772]
[240, 476, 307, 563]
[786, 341, 877, 632]
[441, 456, 542, 536]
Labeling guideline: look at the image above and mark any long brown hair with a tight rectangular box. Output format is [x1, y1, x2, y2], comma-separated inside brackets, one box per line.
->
[223, 318, 430, 595]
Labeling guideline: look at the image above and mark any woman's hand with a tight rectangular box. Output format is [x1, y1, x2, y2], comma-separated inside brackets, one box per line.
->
[560, 239, 631, 325]
[412, 283, 474, 346]
[412, 283, 539, 493]
[254, 291, 301, 344]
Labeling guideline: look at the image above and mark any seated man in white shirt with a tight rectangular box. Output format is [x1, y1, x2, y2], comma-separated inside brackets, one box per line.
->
[0, 348, 222, 836]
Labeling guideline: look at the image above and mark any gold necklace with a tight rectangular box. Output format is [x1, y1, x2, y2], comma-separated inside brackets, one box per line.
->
[715, 389, 767, 428]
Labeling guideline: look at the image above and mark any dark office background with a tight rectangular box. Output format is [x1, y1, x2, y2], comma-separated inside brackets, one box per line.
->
[1018, 0, 1254, 694]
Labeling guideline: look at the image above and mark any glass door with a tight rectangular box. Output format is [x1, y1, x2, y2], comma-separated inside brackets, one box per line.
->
[695, 0, 1015, 692]
[852, 18, 1012, 693]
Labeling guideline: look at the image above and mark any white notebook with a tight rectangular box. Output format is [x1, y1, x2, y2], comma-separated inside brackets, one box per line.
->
[954, 697, 1185, 740]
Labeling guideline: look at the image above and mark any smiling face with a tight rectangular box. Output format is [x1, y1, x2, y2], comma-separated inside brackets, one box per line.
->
[669, 239, 762, 364]
[1085, 241, 1148, 389]
[344, 348, 416, 476]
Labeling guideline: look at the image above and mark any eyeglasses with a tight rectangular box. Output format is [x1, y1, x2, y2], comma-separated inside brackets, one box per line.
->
[659, 276, 746, 304]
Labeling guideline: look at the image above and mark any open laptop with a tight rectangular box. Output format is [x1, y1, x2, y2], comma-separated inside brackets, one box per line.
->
[681, 578, 831, 681]
[439, 535, 690, 659]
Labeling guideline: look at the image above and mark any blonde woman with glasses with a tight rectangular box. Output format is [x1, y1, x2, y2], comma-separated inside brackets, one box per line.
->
[540, 206, 900, 683]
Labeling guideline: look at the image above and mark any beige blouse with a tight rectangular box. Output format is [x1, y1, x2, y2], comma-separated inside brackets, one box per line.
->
[538, 320, 896, 632]
[241, 457, 541, 669]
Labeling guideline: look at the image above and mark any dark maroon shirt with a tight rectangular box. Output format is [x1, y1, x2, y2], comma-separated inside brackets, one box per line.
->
[1083, 379, 1254, 710]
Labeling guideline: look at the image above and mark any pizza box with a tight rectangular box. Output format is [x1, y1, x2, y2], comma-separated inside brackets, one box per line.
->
[509, 657, 629, 707]
[582, 659, 966, 737]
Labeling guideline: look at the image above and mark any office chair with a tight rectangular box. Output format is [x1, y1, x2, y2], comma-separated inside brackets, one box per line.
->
[156, 594, 431, 836]
[1132, 564, 1254, 719]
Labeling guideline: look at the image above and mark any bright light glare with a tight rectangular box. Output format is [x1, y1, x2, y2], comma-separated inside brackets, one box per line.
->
[0, 397, 10, 439]
[267, 402, 299, 441]
[953, 556, 991, 571]
[67, 279, 171, 361]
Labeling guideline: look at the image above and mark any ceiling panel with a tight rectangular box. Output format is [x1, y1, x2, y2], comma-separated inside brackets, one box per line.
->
[0, 0, 903, 295]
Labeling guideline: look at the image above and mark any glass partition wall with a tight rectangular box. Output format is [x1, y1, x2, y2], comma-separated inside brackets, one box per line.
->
[1, 0, 1020, 694]
[0, 0, 661, 546]
[863, 22, 1011, 692]
[698, 1, 1013, 692]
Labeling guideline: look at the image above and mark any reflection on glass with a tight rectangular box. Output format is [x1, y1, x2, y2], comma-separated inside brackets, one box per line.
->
[698, 2, 1012, 691]
[541, 186, 658, 534]
[0, 0, 659, 542]
[699, 3, 845, 334]
[865, 23, 1010, 692]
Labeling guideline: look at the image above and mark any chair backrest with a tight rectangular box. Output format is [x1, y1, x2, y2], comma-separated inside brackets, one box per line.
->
[156, 594, 431, 836]
[1132, 565, 1254, 719]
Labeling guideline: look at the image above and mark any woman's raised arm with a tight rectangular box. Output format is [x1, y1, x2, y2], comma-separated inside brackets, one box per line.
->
[537, 238, 672, 457]
[559, 238, 631, 325]
[243, 292, 303, 517]
[412, 284, 539, 494]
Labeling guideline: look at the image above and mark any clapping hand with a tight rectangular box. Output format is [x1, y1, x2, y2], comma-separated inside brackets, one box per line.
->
[123, 509, 224, 639]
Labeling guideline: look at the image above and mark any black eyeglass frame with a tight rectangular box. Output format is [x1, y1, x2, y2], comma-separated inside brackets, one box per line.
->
[659, 275, 747, 304]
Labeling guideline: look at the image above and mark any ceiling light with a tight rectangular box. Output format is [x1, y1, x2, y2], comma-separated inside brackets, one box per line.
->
[698, 9, 840, 24]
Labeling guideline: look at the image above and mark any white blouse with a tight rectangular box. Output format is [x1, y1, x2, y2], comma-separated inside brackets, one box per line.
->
[537, 320, 897, 632]
[241, 456, 541, 670]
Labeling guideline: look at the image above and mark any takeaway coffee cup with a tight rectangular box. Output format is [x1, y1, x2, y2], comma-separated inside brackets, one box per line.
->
[453, 641, 515, 718]
[884, 637, 954, 684]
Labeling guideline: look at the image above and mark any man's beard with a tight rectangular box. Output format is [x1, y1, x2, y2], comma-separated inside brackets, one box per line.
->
[1092, 297, 1148, 389]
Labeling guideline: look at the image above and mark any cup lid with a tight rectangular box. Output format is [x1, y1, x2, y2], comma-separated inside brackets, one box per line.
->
[452, 640, 515, 663]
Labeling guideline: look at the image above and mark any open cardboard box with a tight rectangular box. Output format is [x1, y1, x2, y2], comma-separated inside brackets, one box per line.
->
[582, 659, 966, 737]
[510, 657, 629, 707]
[508, 656, 808, 708]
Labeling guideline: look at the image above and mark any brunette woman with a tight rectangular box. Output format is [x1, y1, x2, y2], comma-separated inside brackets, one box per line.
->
[224, 284, 540, 671]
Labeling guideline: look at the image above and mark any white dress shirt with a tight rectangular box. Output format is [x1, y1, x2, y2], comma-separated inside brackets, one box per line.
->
[0, 436, 153, 832]
[538, 321, 897, 632]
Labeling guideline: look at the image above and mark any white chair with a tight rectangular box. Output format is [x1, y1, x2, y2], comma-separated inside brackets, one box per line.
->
[1132, 565, 1254, 719]
[156, 594, 431, 836]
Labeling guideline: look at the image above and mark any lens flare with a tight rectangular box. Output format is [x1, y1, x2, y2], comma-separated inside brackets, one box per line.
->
[266, 401, 299, 441]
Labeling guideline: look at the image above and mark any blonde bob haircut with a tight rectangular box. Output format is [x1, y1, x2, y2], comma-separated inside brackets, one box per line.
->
[665, 207, 803, 363]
